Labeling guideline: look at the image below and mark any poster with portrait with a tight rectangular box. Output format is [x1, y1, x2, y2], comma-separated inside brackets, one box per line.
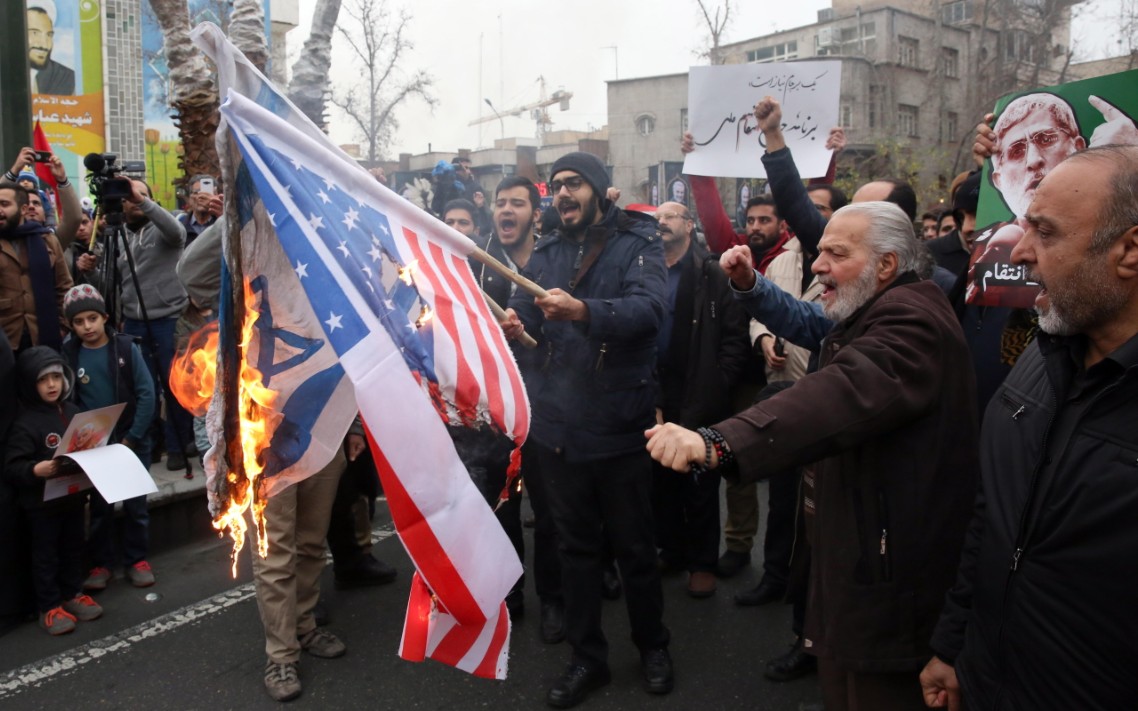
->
[43, 403, 124, 500]
[647, 164, 661, 206]
[735, 178, 766, 229]
[662, 162, 689, 209]
[26, 0, 105, 181]
[966, 68, 1138, 307]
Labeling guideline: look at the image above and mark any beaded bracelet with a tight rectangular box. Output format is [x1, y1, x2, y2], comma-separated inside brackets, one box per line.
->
[697, 427, 736, 470]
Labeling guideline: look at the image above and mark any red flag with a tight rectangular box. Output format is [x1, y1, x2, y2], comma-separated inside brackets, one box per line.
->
[32, 122, 57, 192]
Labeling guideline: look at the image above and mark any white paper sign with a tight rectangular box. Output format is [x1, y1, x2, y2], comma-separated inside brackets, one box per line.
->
[44, 445, 157, 504]
[683, 61, 842, 179]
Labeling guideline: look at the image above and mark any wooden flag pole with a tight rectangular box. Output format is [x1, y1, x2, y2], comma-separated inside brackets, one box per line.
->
[483, 292, 538, 349]
[469, 247, 549, 299]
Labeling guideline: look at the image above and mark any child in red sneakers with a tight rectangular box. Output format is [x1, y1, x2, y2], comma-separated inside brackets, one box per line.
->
[60, 285, 157, 590]
[3, 347, 103, 635]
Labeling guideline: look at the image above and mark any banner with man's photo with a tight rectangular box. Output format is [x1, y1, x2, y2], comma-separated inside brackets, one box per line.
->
[26, 0, 106, 178]
[967, 68, 1138, 307]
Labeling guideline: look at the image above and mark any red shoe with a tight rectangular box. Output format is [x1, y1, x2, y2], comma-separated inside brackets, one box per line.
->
[40, 607, 77, 636]
[127, 560, 155, 587]
[83, 566, 112, 592]
[63, 593, 104, 621]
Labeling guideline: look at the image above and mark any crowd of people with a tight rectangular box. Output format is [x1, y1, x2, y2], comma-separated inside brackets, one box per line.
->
[3, 87, 1137, 711]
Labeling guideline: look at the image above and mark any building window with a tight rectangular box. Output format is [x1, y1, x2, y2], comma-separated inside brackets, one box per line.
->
[746, 40, 798, 63]
[635, 114, 655, 137]
[841, 105, 853, 129]
[942, 47, 960, 78]
[869, 85, 883, 129]
[944, 111, 959, 143]
[942, 0, 973, 24]
[1003, 30, 1035, 63]
[898, 36, 919, 67]
[898, 104, 919, 138]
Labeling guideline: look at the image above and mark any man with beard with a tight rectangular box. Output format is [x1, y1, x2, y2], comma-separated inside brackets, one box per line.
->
[503, 153, 672, 707]
[0, 181, 72, 353]
[5, 148, 81, 250]
[647, 202, 979, 711]
[27, 0, 75, 96]
[921, 145, 1138, 711]
[651, 202, 750, 599]
[117, 180, 193, 475]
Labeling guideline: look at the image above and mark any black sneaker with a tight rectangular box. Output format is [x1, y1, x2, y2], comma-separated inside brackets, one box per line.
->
[765, 639, 817, 682]
[333, 555, 397, 589]
[539, 600, 566, 644]
[641, 647, 674, 694]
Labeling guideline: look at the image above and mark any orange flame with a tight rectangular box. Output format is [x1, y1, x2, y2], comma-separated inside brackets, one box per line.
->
[170, 321, 219, 417]
[415, 305, 434, 328]
[168, 284, 279, 575]
[398, 259, 418, 286]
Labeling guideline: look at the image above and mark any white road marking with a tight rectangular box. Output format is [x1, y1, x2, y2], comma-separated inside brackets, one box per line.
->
[0, 523, 398, 699]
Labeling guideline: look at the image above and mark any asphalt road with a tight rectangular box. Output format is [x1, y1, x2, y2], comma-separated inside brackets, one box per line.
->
[0, 489, 822, 710]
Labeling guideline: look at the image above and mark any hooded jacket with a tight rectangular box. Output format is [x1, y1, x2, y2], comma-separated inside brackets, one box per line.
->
[509, 203, 667, 462]
[3, 346, 81, 510]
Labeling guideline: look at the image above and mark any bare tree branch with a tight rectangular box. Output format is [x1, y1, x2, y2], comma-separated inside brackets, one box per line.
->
[287, 0, 343, 131]
[331, 0, 435, 162]
[695, 0, 733, 65]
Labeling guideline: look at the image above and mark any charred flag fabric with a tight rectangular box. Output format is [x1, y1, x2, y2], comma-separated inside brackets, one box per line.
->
[196, 24, 527, 679]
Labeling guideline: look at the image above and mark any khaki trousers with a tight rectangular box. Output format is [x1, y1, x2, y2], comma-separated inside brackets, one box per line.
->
[251, 450, 344, 663]
[723, 479, 758, 553]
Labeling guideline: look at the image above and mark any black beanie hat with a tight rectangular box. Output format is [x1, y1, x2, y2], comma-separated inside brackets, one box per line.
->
[550, 152, 611, 200]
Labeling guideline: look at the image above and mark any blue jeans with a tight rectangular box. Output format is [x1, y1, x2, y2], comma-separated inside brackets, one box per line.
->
[86, 440, 151, 568]
[124, 316, 193, 455]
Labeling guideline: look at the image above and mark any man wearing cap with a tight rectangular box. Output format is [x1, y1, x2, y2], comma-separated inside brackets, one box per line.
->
[504, 152, 673, 707]
[27, 0, 75, 96]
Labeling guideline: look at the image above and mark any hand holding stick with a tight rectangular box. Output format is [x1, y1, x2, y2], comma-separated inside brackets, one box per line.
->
[484, 292, 537, 349]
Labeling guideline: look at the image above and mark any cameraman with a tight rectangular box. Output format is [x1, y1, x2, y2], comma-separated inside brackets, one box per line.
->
[5, 147, 81, 250]
[117, 180, 193, 471]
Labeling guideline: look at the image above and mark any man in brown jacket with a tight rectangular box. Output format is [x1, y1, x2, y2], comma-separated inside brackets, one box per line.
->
[0, 181, 72, 353]
[647, 201, 980, 711]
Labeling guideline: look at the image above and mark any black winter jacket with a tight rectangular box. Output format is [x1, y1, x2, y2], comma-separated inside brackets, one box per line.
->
[930, 332, 1138, 710]
[509, 204, 666, 462]
[3, 347, 81, 510]
[656, 243, 751, 428]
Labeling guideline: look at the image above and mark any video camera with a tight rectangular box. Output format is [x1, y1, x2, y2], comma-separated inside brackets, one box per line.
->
[83, 152, 146, 225]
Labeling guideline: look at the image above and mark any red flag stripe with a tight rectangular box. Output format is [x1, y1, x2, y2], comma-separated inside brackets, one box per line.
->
[403, 228, 483, 420]
[430, 610, 488, 666]
[363, 425, 486, 626]
[399, 572, 434, 662]
[445, 251, 529, 435]
[429, 244, 507, 430]
[472, 603, 510, 679]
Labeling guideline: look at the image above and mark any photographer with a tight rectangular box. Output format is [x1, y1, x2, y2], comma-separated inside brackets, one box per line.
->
[5, 147, 81, 250]
[177, 175, 222, 244]
[116, 179, 193, 471]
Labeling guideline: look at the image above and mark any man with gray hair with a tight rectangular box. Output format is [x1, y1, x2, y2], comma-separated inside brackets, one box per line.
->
[647, 202, 980, 710]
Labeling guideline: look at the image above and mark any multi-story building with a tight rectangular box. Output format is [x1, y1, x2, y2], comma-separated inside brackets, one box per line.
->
[609, 0, 1084, 214]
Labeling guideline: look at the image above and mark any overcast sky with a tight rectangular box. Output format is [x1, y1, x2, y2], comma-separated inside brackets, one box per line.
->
[289, 0, 1126, 158]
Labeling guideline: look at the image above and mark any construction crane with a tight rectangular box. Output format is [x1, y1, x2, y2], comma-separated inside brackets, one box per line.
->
[470, 76, 573, 147]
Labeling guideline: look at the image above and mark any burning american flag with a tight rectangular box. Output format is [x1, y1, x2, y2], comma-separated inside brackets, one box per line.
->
[192, 23, 527, 679]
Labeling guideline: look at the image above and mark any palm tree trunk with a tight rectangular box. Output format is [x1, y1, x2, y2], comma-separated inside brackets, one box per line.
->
[147, 0, 219, 180]
[288, 0, 343, 132]
[228, 0, 269, 73]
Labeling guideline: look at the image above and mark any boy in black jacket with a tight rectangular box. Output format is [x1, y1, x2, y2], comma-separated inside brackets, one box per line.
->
[60, 285, 157, 590]
[3, 346, 103, 635]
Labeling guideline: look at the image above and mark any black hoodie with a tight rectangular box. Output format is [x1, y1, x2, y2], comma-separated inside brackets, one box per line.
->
[3, 346, 82, 510]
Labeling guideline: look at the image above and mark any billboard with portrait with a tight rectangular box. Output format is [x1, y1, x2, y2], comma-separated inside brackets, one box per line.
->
[26, 0, 105, 178]
[967, 69, 1138, 307]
